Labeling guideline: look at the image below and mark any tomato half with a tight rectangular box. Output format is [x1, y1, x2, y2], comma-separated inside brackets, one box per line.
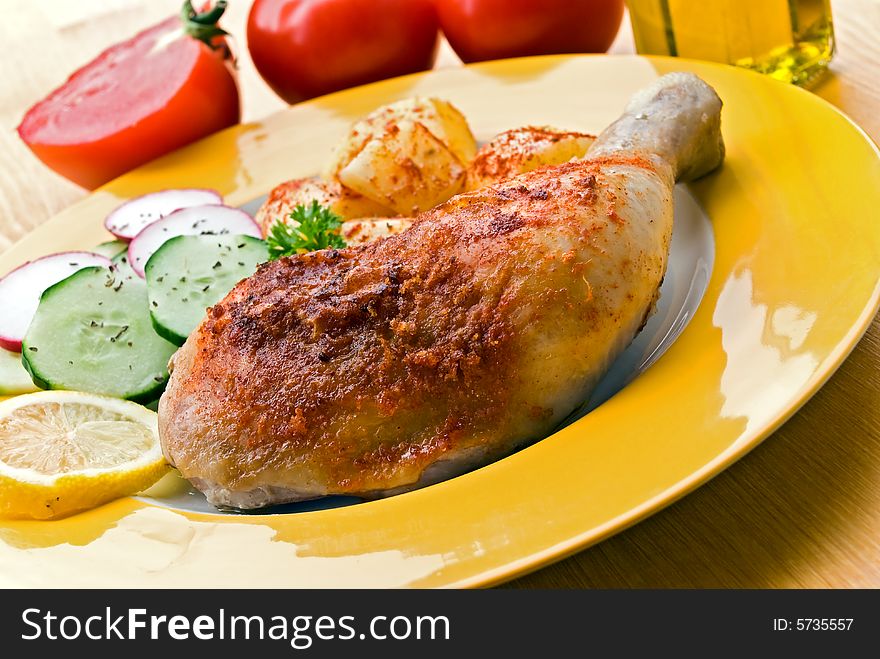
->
[17, 2, 240, 190]
[247, 0, 440, 104]
[436, 0, 625, 63]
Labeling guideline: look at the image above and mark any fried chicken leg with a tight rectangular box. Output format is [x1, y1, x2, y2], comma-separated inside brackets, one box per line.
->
[159, 73, 724, 508]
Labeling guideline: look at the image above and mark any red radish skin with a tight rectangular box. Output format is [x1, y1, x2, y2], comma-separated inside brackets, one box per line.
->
[17, 6, 240, 190]
[127, 205, 261, 277]
[0, 252, 112, 352]
[104, 188, 223, 241]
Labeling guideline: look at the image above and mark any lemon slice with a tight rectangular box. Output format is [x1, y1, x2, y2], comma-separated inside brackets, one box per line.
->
[0, 390, 168, 519]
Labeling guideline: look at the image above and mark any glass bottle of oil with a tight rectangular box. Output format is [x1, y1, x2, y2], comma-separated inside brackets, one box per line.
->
[626, 0, 835, 86]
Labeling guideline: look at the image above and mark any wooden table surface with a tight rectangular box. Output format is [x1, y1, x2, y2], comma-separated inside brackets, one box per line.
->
[1, 0, 878, 588]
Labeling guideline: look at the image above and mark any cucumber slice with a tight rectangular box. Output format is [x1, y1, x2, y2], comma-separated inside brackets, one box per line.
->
[0, 348, 38, 396]
[92, 240, 128, 260]
[22, 266, 178, 403]
[145, 234, 268, 346]
[111, 251, 136, 276]
[128, 205, 260, 277]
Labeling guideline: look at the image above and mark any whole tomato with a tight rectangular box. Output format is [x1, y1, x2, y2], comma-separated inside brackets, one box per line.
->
[17, 1, 240, 190]
[248, 0, 440, 104]
[436, 0, 625, 63]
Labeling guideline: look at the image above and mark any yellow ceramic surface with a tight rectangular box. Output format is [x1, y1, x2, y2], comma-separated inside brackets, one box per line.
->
[1, 56, 878, 588]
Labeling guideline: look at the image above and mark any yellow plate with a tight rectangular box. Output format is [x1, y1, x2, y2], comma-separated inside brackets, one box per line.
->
[1, 55, 879, 588]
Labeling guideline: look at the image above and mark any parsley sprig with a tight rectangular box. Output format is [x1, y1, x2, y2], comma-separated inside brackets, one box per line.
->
[266, 200, 347, 260]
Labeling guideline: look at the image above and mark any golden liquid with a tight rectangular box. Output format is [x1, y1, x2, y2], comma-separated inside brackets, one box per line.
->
[627, 0, 835, 86]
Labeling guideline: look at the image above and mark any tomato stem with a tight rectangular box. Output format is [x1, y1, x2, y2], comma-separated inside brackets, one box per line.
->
[181, 1, 229, 48]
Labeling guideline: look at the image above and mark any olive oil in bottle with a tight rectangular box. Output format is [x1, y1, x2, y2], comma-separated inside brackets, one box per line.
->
[627, 0, 835, 86]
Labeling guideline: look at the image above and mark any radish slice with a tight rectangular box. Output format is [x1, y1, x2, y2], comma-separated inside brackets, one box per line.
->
[0, 251, 112, 352]
[127, 205, 262, 278]
[104, 188, 222, 241]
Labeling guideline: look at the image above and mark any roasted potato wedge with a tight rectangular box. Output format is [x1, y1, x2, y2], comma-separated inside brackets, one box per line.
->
[255, 177, 393, 236]
[465, 127, 596, 191]
[325, 97, 477, 215]
[338, 120, 466, 215]
[424, 98, 478, 165]
[341, 218, 413, 246]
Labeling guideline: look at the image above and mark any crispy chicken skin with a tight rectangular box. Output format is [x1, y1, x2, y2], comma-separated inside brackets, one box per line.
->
[340, 217, 413, 246]
[159, 73, 724, 508]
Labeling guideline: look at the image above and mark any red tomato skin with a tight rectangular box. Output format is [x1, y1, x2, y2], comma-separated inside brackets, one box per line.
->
[436, 0, 624, 63]
[18, 20, 240, 190]
[248, 0, 440, 104]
